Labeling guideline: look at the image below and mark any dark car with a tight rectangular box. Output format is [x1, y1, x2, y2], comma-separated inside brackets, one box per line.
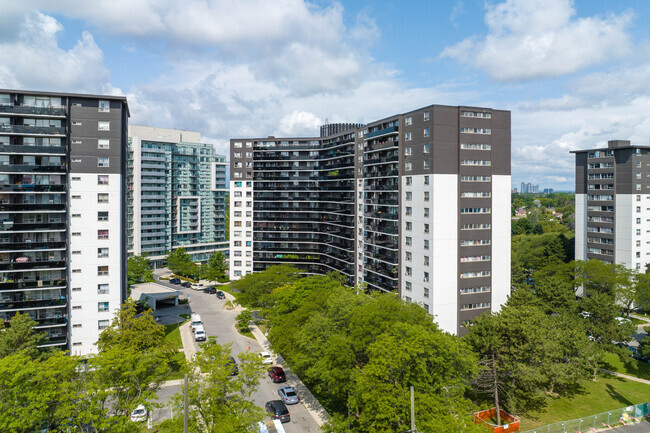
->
[204, 287, 216, 294]
[264, 400, 290, 423]
[226, 356, 239, 375]
[181, 282, 192, 288]
[169, 278, 181, 284]
[216, 291, 226, 300]
[267, 366, 286, 383]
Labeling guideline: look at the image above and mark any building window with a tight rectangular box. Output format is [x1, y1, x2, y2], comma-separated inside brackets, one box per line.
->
[406, 251, 412, 261]
[98, 139, 110, 149]
[406, 207, 412, 216]
[423, 127, 430, 137]
[72, 269, 81, 273]
[98, 230, 109, 239]
[405, 267, 412, 276]
[72, 306, 81, 310]
[424, 208, 430, 217]
[405, 162, 412, 171]
[637, 184, 642, 191]
[98, 247, 109, 258]
[405, 147, 412, 156]
[406, 221, 412, 231]
[98, 175, 109, 185]
[98, 121, 110, 131]
[637, 240, 642, 247]
[405, 116, 412, 126]
[424, 240, 430, 250]
[98, 320, 110, 330]
[405, 282, 412, 291]
[405, 132, 412, 141]
[424, 223, 429, 233]
[423, 143, 430, 153]
[98, 302, 109, 312]
[98, 266, 109, 276]
[424, 176, 429, 185]
[98, 211, 108, 221]
[424, 111, 430, 121]
[406, 177, 412, 186]
[424, 256, 429, 266]
[637, 173, 642, 179]
[423, 272, 429, 282]
[637, 218, 641, 224]
[98, 284, 109, 294]
[638, 207, 642, 213]
[72, 324, 82, 328]
[72, 195, 81, 199]
[423, 160, 430, 169]
[424, 191, 430, 201]
[98, 100, 110, 112]
[406, 237, 412, 246]
[424, 287, 430, 298]
[98, 157, 109, 167]
[98, 193, 108, 203]
[406, 192, 412, 201]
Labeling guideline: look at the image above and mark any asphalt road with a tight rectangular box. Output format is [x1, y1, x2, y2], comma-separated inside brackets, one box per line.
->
[153, 277, 322, 432]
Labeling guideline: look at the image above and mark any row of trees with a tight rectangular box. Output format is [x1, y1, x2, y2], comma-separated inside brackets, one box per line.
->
[230, 264, 645, 431]
[166, 248, 228, 282]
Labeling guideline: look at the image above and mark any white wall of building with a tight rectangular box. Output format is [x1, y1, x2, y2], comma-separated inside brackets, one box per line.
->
[490, 175, 511, 312]
[229, 179, 254, 279]
[615, 194, 633, 268]
[575, 193, 586, 261]
[68, 173, 122, 356]
[130, 137, 142, 255]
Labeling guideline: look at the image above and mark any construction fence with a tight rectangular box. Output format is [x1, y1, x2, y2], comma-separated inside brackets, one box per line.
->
[521, 401, 650, 433]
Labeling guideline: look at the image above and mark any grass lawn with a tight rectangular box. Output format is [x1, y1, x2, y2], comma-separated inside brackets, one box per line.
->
[164, 321, 186, 350]
[602, 352, 650, 381]
[630, 317, 646, 325]
[519, 375, 650, 430]
[163, 320, 189, 380]
[236, 325, 255, 340]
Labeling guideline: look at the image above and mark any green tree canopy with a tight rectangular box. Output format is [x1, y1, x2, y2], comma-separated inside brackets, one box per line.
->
[201, 251, 228, 282]
[127, 254, 154, 286]
[166, 247, 194, 277]
[230, 265, 301, 308]
[0, 312, 45, 359]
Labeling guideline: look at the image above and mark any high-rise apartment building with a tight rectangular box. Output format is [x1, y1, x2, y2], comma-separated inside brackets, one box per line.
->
[520, 181, 539, 194]
[128, 126, 228, 266]
[0, 89, 129, 355]
[573, 140, 650, 271]
[229, 104, 511, 334]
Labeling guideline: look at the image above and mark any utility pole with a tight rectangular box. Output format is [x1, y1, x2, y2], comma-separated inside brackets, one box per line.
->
[184, 374, 189, 433]
[410, 385, 416, 433]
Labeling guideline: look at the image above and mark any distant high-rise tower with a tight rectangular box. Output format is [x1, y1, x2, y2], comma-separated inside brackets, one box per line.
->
[229, 104, 511, 335]
[573, 140, 650, 271]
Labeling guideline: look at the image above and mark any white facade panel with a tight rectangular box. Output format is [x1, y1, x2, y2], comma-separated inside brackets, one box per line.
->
[69, 173, 123, 356]
[615, 194, 633, 267]
[229, 180, 254, 280]
[575, 193, 586, 261]
[130, 137, 142, 255]
[490, 175, 511, 313]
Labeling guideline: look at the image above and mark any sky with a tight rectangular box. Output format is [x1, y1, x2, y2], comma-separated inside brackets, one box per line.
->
[1, 0, 649, 191]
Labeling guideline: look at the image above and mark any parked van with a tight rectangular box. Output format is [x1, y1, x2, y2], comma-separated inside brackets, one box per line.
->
[190, 314, 202, 332]
[194, 325, 206, 342]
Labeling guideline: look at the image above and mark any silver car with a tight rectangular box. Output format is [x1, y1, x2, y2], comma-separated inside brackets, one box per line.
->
[277, 386, 299, 405]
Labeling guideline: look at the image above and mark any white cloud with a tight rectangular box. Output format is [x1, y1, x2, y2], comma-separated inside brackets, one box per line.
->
[278, 111, 323, 136]
[441, 0, 632, 81]
[0, 11, 112, 93]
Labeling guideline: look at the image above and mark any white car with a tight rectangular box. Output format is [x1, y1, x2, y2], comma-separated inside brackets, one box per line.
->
[191, 283, 204, 291]
[130, 405, 147, 422]
[259, 351, 274, 365]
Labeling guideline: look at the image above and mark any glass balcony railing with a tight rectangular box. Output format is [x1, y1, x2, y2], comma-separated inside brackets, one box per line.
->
[0, 125, 66, 135]
[0, 105, 66, 116]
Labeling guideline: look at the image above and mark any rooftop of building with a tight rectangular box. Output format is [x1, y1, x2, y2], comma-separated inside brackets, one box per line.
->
[0, 88, 130, 115]
[570, 140, 650, 154]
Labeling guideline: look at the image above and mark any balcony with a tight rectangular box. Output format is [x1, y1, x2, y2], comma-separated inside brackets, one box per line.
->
[0, 184, 66, 193]
[0, 260, 66, 271]
[0, 298, 67, 311]
[365, 125, 398, 139]
[0, 203, 65, 212]
[0, 144, 66, 155]
[0, 241, 66, 252]
[0, 125, 66, 136]
[0, 105, 66, 117]
[0, 164, 66, 173]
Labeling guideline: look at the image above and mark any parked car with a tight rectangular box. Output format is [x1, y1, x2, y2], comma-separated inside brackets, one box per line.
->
[277, 386, 299, 405]
[259, 352, 274, 365]
[181, 281, 192, 288]
[195, 325, 206, 342]
[130, 405, 147, 422]
[264, 400, 290, 423]
[204, 287, 216, 294]
[628, 345, 650, 363]
[268, 366, 286, 383]
[169, 278, 181, 284]
[190, 313, 202, 332]
[191, 283, 204, 291]
[227, 356, 239, 376]
[216, 291, 226, 300]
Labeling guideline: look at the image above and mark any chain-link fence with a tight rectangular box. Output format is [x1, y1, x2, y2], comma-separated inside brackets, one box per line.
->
[521, 402, 650, 433]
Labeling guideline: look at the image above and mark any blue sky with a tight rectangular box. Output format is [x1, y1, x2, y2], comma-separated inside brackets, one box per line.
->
[1, 0, 649, 191]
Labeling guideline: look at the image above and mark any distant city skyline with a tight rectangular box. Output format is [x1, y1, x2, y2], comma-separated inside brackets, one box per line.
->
[1, 1, 649, 190]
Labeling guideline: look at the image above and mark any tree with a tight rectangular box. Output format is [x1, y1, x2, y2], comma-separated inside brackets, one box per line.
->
[170, 339, 265, 433]
[127, 254, 154, 286]
[635, 270, 650, 312]
[231, 265, 300, 308]
[0, 312, 45, 359]
[201, 251, 228, 282]
[166, 247, 193, 277]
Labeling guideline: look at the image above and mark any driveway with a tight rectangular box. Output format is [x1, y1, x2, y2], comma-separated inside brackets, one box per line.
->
[153, 283, 323, 432]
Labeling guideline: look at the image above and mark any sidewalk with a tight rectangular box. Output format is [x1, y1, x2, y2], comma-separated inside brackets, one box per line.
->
[600, 369, 650, 385]
[179, 321, 197, 362]
[249, 322, 330, 427]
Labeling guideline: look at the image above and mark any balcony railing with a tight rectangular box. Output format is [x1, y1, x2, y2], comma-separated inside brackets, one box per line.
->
[0, 105, 66, 116]
[0, 125, 66, 135]
[0, 203, 65, 212]
[0, 164, 66, 173]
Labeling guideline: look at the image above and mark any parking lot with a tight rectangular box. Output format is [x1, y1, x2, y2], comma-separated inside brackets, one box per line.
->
[153, 276, 323, 432]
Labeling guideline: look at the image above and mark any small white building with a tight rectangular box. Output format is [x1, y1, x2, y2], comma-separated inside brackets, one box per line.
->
[129, 283, 182, 311]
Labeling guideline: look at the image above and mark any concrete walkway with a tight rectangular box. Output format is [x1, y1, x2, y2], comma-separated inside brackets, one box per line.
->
[248, 322, 330, 427]
[600, 369, 650, 385]
[179, 321, 198, 362]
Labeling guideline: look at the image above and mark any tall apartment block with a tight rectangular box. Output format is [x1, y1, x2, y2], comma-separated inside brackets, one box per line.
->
[127, 126, 228, 267]
[573, 140, 650, 271]
[229, 104, 511, 334]
[0, 89, 128, 355]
